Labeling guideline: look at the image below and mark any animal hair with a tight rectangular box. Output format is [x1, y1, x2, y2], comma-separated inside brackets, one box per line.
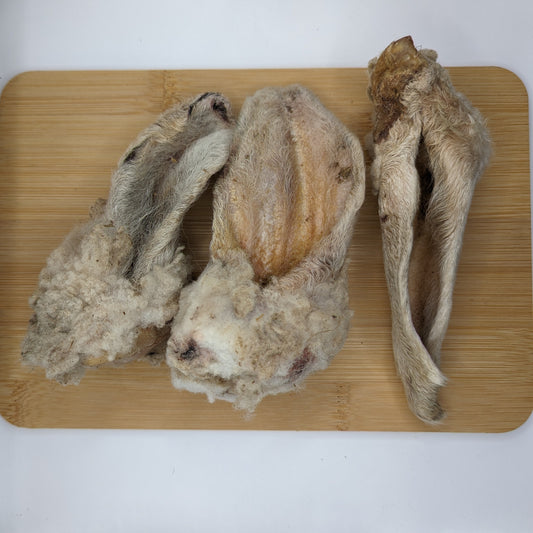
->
[21, 93, 234, 383]
[367, 36, 491, 423]
[166, 85, 366, 411]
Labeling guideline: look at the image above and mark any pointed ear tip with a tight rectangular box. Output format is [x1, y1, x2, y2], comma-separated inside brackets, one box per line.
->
[395, 35, 415, 46]
[395, 35, 417, 50]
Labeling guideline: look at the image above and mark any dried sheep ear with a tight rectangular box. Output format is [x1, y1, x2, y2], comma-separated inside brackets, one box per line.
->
[21, 93, 234, 384]
[367, 36, 491, 423]
[166, 85, 365, 411]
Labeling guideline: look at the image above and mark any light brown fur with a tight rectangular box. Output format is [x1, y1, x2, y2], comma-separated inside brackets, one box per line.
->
[21, 93, 234, 383]
[367, 36, 491, 423]
[166, 85, 366, 411]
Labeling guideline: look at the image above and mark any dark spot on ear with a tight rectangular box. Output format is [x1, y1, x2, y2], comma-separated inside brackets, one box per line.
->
[196, 92, 214, 103]
[289, 347, 315, 381]
[123, 139, 148, 164]
[188, 92, 217, 118]
[212, 99, 228, 122]
[372, 94, 409, 143]
[180, 340, 198, 361]
[380, 214, 389, 223]
[337, 167, 352, 182]
[257, 276, 271, 288]
[415, 135, 434, 220]
[124, 147, 138, 163]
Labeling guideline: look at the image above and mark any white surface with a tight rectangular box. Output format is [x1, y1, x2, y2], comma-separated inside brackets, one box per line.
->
[1, 1, 532, 531]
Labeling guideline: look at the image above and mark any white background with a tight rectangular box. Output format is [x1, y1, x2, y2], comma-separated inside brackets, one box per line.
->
[1, 1, 532, 531]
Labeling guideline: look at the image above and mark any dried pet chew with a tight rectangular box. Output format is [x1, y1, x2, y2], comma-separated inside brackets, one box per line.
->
[21, 92, 234, 384]
[367, 36, 491, 423]
[166, 85, 365, 410]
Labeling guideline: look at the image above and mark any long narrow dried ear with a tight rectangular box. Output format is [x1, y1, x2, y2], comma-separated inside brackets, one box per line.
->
[373, 116, 448, 423]
[368, 37, 491, 424]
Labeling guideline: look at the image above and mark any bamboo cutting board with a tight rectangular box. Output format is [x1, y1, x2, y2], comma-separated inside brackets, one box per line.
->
[0, 68, 531, 432]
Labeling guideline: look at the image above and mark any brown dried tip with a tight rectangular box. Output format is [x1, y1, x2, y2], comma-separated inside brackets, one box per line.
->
[369, 35, 428, 143]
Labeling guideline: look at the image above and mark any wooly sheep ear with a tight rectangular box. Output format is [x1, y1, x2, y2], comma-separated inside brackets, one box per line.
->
[166, 85, 365, 412]
[367, 36, 491, 424]
[21, 93, 234, 384]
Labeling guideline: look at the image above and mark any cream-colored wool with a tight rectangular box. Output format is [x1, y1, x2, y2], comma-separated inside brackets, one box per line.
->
[367, 36, 491, 423]
[21, 93, 234, 384]
[166, 85, 365, 411]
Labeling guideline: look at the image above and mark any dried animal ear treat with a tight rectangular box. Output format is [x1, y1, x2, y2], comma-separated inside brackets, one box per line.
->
[166, 85, 365, 411]
[367, 36, 491, 423]
[21, 93, 234, 384]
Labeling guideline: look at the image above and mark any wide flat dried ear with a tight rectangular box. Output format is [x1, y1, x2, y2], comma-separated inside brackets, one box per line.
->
[166, 86, 364, 410]
[210, 85, 365, 290]
[368, 38, 491, 423]
[279, 135, 365, 290]
[271, 87, 365, 289]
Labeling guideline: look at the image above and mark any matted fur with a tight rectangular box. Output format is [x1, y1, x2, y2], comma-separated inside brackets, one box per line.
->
[21, 93, 234, 384]
[166, 85, 365, 411]
[367, 36, 491, 423]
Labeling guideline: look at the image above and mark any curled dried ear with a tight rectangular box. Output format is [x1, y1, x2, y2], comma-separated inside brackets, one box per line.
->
[22, 93, 235, 383]
[214, 85, 365, 290]
[127, 127, 234, 278]
[107, 94, 234, 278]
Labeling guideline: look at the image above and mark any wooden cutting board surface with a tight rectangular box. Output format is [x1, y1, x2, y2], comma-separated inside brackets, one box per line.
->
[0, 68, 531, 432]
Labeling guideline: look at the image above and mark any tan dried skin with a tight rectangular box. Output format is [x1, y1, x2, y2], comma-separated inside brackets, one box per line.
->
[368, 36, 491, 423]
[21, 93, 234, 384]
[166, 85, 365, 411]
